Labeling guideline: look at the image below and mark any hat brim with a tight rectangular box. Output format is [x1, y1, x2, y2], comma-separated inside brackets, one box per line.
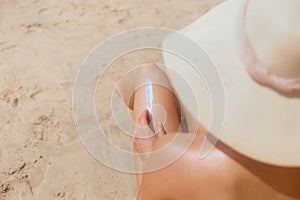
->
[163, 0, 300, 167]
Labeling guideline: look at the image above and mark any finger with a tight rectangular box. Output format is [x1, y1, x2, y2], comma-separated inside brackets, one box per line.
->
[139, 109, 149, 126]
[134, 109, 150, 139]
[156, 121, 166, 138]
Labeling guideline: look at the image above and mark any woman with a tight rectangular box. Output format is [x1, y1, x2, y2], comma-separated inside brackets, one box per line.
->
[116, 0, 300, 199]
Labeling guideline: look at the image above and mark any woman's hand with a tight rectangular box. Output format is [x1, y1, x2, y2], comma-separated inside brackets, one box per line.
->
[133, 109, 166, 154]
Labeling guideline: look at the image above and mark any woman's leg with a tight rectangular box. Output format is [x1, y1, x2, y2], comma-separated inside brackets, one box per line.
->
[129, 63, 181, 188]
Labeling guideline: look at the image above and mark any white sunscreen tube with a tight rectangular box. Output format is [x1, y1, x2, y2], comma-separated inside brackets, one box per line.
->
[146, 79, 155, 133]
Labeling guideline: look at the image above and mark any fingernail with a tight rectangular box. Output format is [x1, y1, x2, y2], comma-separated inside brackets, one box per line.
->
[141, 109, 148, 118]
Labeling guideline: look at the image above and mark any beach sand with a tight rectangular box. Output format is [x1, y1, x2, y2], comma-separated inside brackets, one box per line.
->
[0, 0, 222, 199]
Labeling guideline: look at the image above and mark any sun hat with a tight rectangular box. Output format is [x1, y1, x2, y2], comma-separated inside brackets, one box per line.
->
[163, 0, 300, 167]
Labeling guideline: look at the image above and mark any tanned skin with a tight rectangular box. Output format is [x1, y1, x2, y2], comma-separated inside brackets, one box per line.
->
[120, 64, 300, 200]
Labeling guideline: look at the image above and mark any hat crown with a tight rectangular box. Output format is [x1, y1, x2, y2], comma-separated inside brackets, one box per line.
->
[246, 0, 300, 79]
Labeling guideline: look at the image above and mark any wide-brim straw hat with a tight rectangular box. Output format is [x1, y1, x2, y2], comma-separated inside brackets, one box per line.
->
[163, 0, 300, 167]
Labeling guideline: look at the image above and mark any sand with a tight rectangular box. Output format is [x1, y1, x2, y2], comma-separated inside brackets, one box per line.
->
[0, 0, 222, 199]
